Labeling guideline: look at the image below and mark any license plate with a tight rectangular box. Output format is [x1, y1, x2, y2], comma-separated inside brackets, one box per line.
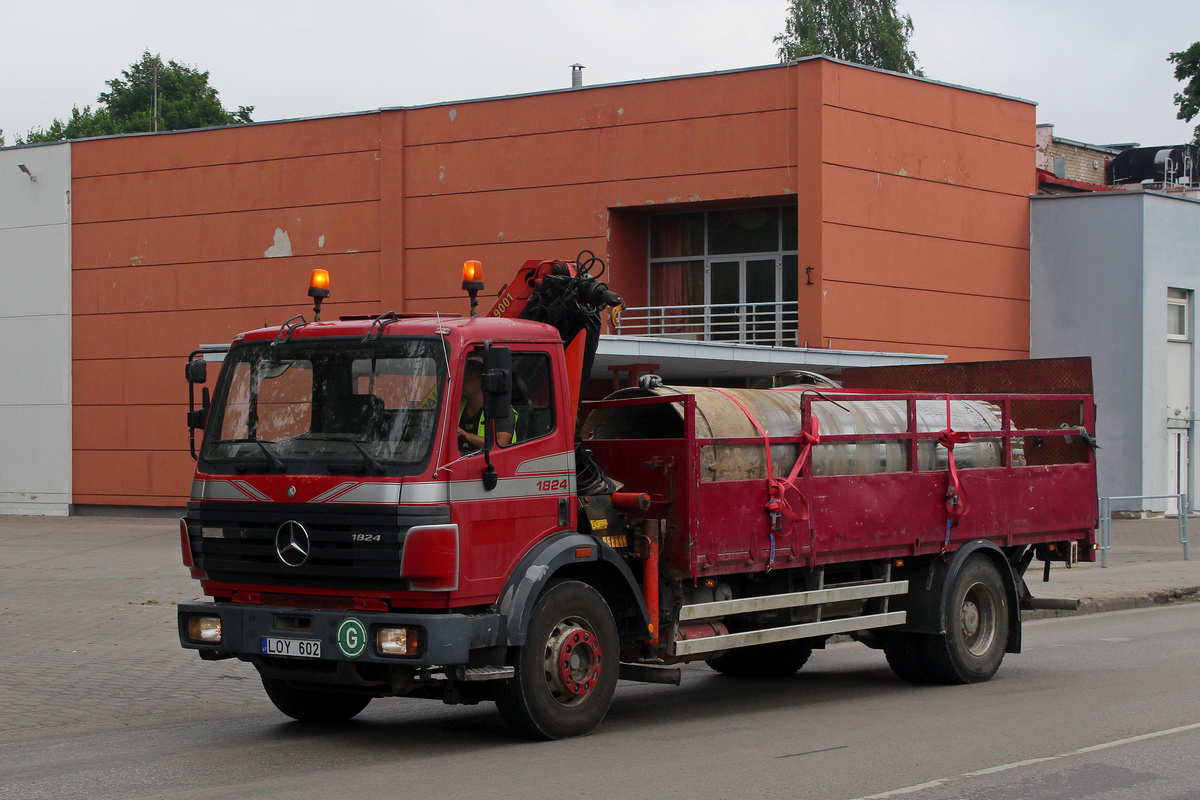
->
[261, 637, 322, 659]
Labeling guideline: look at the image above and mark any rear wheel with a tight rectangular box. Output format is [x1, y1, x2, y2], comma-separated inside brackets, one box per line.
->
[919, 555, 1009, 684]
[880, 632, 932, 684]
[496, 580, 619, 740]
[260, 677, 372, 723]
[706, 640, 813, 678]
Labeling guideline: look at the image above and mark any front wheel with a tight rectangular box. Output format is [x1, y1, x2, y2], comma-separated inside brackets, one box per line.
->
[496, 580, 619, 740]
[919, 555, 1010, 684]
[260, 677, 372, 723]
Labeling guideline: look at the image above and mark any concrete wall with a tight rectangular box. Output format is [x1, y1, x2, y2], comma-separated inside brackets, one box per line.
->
[1032, 193, 1144, 499]
[70, 115, 383, 506]
[66, 58, 1037, 507]
[1032, 191, 1200, 503]
[0, 143, 72, 514]
[814, 62, 1035, 362]
[1141, 193, 1200, 505]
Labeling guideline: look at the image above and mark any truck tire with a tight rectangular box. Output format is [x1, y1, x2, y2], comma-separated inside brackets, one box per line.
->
[919, 555, 1009, 684]
[880, 632, 932, 684]
[496, 580, 619, 740]
[260, 677, 372, 723]
[706, 640, 813, 678]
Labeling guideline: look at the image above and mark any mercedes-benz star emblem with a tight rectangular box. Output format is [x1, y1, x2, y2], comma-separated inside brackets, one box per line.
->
[274, 520, 311, 567]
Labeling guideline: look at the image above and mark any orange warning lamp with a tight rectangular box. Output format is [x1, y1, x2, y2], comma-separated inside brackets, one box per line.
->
[462, 260, 484, 317]
[308, 269, 331, 321]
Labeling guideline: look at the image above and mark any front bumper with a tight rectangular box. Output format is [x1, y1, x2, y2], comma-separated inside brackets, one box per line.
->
[178, 602, 503, 669]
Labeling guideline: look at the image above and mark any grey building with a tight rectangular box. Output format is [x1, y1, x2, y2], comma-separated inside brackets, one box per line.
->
[0, 143, 73, 515]
[1031, 189, 1200, 512]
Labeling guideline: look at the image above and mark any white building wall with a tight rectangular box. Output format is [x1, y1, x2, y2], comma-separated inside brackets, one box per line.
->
[1141, 193, 1200, 511]
[1032, 190, 1200, 512]
[0, 143, 72, 515]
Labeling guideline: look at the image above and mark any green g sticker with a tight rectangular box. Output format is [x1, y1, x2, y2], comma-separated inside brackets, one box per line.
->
[337, 618, 367, 658]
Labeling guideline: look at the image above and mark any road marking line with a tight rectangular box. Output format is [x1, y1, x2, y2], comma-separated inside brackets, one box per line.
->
[964, 756, 1058, 776]
[855, 779, 947, 799]
[1064, 722, 1200, 755]
[846, 721, 1200, 800]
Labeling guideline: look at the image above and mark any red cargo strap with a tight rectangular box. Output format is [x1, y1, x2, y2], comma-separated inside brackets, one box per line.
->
[711, 389, 820, 527]
[938, 394, 972, 533]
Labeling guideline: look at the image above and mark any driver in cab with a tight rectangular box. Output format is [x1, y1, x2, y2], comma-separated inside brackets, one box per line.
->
[458, 358, 514, 453]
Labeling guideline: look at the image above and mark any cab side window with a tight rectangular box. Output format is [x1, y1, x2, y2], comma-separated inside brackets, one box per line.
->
[508, 352, 554, 445]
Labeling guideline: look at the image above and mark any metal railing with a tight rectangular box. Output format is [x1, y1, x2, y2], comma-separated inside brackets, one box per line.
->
[1097, 493, 1190, 567]
[614, 301, 799, 347]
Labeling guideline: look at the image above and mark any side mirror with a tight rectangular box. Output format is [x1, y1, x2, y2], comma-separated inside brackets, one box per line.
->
[480, 343, 512, 492]
[483, 346, 512, 421]
[187, 388, 210, 431]
[186, 353, 211, 460]
[185, 359, 208, 384]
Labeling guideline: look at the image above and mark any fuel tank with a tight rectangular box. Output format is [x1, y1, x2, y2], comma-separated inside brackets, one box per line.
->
[581, 386, 1022, 482]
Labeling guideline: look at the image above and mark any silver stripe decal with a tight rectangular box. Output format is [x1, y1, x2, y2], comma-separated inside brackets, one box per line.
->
[192, 479, 269, 502]
[515, 451, 576, 475]
[400, 481, 450, 505]
[448, 473, 575, 503]
[323, 483, 402, 505]
[310, 482, 357, 503]
[193, 470, 575, 506]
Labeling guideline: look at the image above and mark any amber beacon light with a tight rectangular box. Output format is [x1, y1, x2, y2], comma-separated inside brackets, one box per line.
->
[462, 260, 484, 317]
[308, 269, 331, 321]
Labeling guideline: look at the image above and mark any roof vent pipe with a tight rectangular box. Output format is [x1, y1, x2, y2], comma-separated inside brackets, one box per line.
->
[571, 63, 585, 89]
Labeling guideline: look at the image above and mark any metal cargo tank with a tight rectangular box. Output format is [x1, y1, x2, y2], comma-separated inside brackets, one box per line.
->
[581, 386, 1022, 482]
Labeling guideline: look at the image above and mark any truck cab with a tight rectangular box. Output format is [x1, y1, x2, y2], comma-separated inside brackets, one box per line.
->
[180, 259, 647, 738]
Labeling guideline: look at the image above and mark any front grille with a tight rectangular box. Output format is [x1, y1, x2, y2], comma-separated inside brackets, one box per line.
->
[187, 501, 450, 591]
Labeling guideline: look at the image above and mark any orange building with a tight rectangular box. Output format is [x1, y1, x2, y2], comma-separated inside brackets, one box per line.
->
[37, 57, 1037, 509]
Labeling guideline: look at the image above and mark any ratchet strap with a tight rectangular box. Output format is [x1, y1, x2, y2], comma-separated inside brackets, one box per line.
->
[711, 390, 820, 568]
[938, 394, 972, 543]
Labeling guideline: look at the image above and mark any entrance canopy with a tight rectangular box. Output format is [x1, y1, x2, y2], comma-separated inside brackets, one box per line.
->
[594, 334, 945, 387]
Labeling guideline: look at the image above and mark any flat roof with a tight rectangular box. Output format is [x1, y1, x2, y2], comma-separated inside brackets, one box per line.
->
[1, 56, 1035, 152]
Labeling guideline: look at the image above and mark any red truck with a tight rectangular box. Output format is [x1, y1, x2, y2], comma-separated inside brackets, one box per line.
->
[178, 254, 1098, 739]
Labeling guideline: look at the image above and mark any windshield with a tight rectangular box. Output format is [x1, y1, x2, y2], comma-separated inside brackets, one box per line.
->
[201, 337, 446, 475]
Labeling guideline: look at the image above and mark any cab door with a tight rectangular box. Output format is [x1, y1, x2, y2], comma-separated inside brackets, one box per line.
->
[445, 346, 574, 603]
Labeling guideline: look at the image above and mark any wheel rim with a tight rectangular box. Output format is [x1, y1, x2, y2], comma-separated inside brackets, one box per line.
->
[959, 581, 997, 657]
[542, 615, 603, 707]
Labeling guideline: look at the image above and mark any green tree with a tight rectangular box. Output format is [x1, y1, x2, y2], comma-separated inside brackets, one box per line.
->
[16, 51, 253, 145]
[776, 0, 922, 76]
[1168, 42, 1200, 146]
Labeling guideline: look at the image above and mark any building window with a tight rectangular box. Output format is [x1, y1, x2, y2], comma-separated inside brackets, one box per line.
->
[1168, 288, 1190, 341]
[647, 206, 798, 346]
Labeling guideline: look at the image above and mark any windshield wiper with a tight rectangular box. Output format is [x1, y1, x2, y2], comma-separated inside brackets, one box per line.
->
[319, 436, 386, 476]
[214, 438, 288, 473]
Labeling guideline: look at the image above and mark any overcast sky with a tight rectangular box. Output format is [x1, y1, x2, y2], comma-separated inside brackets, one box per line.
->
[2, 0, 1196, 148]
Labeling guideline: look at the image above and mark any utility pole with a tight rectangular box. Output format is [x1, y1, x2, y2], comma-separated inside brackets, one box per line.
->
[151, 59, 159, 132]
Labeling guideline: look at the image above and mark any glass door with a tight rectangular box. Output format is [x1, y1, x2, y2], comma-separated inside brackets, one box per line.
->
[707, 260, 742, 341]
[746, 258, 778, 343]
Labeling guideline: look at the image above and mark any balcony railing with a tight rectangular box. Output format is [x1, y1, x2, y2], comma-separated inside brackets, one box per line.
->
[614, 301, 799, 347]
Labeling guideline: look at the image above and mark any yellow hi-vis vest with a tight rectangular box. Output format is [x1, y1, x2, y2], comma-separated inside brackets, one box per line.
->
[459, 400, 518, 441]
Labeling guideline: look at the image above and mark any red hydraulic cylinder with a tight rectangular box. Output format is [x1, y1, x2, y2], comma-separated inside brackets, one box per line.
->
[639, 520, 660, 645]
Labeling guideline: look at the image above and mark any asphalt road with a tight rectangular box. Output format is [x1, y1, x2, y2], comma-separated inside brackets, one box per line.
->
[3, 516, 1199, 799]
[3, 603, 1199, 799]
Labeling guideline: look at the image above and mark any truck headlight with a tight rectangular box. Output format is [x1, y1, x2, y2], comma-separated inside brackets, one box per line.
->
[187, 615, 223, 644]
[376, 626, 420, 657]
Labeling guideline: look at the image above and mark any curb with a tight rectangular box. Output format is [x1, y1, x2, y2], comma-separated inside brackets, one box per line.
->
[1020, 586, 1200, 621]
